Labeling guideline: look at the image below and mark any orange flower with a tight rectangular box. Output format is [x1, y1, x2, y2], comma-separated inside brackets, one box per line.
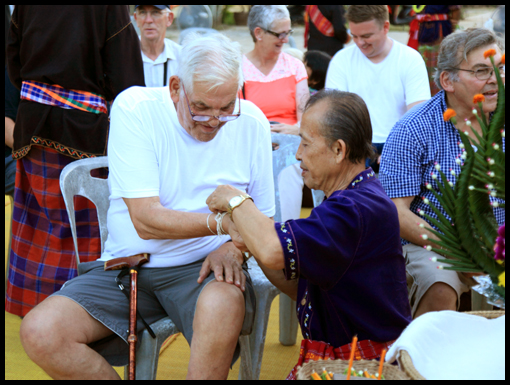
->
[473, 94, 486, 104]
[443, 108, 457, 122]
[502, 54, 505, 65]
[484, 49, 497, 59]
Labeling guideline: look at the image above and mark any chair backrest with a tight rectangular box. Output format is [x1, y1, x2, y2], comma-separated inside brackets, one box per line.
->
[271, 133, 326, 218]
[59, 156, 110, 267]
[271, 134, 300, 223]
[312, 189, 325, 208]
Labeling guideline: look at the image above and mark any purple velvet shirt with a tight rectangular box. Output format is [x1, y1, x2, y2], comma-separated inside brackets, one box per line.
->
[275, 169, 412, 348]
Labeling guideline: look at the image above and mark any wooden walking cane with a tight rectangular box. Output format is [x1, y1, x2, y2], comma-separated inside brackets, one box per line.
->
[104, 253, 150, 380]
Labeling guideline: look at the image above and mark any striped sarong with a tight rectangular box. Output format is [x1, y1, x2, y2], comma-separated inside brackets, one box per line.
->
[5, 146, 106, 317]
[21, 80, 107, 114]
[287, 338, 395, 380]
[304, 5, 334, 48]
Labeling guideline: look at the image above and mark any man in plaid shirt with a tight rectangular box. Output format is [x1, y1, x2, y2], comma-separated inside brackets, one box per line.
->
[380, 28, 505, 318]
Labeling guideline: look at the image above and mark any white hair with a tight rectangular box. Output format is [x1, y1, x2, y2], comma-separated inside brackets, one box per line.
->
[177, 33, 244, 95]
[248, 5, 290, 43]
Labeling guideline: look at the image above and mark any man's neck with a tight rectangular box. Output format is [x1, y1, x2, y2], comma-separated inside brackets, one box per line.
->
[367, 37, 393, 64]
[325, 162, 367, 197]
[141, 37, 165, 61]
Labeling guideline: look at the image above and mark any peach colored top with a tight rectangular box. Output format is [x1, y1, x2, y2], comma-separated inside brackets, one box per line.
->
[242, 52, 308, 125]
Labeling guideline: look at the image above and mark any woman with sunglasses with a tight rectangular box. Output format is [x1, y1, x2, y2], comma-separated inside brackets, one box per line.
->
[243, 5, 310, 223]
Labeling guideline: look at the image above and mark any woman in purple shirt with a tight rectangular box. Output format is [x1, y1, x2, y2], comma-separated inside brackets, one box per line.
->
[207, 90, 411, 379]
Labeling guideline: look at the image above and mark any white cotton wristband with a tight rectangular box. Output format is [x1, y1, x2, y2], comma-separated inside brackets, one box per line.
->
[215, 212, 228, 237]
[206, 213, 216, 235]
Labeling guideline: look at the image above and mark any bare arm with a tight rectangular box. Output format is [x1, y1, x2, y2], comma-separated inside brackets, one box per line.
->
[206, 186, 284, 270]
[295, 78, 310, 122]
[5, 117, 15, 148]
[228, 201, 284, 270]
[224, 215, 298, 300]
[407, 100, 426, 111]
[392, 196, 440, 247]
[252, 255, 298, 301]
[123, 196, 216, 240]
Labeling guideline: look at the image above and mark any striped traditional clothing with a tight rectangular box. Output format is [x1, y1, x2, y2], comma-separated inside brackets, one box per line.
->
[5, 5, 145, 317]
[5, 147, 104, 317]
[21, 80, 108, 115]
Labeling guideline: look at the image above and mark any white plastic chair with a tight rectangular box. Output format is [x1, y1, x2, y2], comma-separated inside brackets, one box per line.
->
[59, 157, 253, 380]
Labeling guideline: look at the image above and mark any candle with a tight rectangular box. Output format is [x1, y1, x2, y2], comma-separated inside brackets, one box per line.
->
[346, 335, 358, 380]
[311, 370, 322, 380]
[377, 349, 387, 381]
[322, 368, 332, 380]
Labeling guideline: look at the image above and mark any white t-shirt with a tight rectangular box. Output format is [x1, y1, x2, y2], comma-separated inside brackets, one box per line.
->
[140, 38, 182, 87]
[99, 86, 275, 268]
[325, 39, 430, 143]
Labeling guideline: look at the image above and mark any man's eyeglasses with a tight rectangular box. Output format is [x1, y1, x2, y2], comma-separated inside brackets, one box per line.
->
[452, 65, 506, 81]
[182, 85, 241, 123]
[136, 9, 169, 20]
[263, 28, 294, 40]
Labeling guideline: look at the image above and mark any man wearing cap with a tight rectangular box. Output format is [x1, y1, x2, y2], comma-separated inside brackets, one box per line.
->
[134, 5, 182, 87]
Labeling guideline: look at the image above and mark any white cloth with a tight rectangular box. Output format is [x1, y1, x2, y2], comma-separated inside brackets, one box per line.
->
[325, 39, 431, 143]
[386, 311, 506, 380]
[99, 86, 275, 268]
[140, 37, 181, 87]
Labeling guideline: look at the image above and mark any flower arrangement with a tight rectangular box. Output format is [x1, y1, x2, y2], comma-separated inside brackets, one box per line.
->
[422, 49, 505, 302]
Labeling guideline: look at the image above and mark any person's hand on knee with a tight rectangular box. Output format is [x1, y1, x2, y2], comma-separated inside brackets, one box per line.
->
[197, 241, 246, 292]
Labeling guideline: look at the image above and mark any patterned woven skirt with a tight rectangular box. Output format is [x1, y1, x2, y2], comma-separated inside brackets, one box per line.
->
[286, 338, 395, 380]
[5, 146, 103, 317]
[419, 43, 442, 97]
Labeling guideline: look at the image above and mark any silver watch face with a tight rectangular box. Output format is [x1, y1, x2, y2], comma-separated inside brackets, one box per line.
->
[230, 196, 243, 206]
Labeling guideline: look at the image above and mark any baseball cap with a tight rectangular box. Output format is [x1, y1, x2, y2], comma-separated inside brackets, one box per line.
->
[135, 5, 171, 10]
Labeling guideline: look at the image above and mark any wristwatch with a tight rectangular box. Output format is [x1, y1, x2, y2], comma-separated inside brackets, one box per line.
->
[227, 193, 253, 218]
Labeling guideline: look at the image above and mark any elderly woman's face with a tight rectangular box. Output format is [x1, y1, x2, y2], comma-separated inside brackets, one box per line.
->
[257, 18, 291, 55]
[296, 101, 341, 193]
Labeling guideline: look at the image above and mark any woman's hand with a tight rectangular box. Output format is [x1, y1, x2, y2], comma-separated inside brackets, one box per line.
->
[223, 215, 249, 253]
[270, 123, 299, 136]
[206, 185, 244, 213]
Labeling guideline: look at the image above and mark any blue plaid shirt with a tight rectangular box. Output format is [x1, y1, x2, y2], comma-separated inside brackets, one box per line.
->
[380, 91, 505, 245]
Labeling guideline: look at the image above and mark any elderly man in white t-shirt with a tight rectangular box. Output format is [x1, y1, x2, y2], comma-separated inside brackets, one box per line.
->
[19, 34, 274, 380]
[134, 5, 182, 86]
[325, 5, 430, 172]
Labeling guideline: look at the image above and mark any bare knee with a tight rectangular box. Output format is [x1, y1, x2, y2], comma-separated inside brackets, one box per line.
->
[195, 282, 245, 328]
[415, 282, 457, 317]
[20, 299, 66, 360]
[20, 296, 112, 361]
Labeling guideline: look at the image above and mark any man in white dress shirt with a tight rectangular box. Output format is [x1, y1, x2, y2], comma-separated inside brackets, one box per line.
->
[134, 4, 181, 87]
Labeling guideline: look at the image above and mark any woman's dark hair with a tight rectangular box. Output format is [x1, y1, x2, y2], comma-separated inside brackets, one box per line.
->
[304, 89, 375, 164]
[304, 50, 332, 91]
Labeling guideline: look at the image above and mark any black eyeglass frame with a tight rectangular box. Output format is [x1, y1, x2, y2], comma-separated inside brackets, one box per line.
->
[182, 84, 241, 123]
[262, 28, 294, 40]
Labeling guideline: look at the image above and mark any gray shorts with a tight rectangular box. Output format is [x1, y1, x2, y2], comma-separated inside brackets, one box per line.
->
[403, 243, 475, 317]
[51, 258, 256, 367]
